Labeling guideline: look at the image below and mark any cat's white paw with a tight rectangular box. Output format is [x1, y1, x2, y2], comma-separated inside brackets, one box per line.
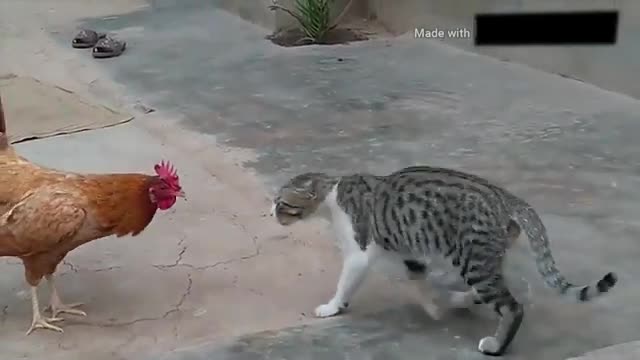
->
[448, 290, 476, 309]
[422, 301, 443, 321]
[314, 302, 341, 318]
[478, 336, 501, 355]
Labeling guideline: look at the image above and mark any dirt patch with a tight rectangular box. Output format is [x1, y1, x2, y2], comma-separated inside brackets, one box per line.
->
[266, 27, 368, 47]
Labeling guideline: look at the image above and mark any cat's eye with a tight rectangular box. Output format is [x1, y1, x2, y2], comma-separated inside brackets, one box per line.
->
[281, 201, 302, 209]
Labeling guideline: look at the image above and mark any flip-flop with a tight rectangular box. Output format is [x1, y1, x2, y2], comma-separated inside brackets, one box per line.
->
[72, 29, 105, 49]
[92, 37, 127, 59]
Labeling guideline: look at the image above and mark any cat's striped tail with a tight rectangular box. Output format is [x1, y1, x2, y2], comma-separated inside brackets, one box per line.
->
[508, 194, 618, 302]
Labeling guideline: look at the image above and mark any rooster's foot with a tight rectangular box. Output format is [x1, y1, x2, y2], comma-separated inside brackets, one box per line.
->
[45, 302, 86, 318]
[26, 316, 64, 335]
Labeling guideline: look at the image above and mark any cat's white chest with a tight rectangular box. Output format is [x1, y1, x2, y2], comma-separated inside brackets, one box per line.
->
[323, 185, 361, 256]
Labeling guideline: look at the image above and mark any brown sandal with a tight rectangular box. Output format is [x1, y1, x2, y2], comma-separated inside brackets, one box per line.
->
[72, 29, 105, 49]
[92, 37, 127, 58]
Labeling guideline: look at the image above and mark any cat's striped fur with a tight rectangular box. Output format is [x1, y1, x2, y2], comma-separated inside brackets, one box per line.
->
[271, 166, 617, 356]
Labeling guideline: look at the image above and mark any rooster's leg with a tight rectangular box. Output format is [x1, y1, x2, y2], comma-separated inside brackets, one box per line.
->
[44, 275, 87, 318]
[26, 286, 64, 335]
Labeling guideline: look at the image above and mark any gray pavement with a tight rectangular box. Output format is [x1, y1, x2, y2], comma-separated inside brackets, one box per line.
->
[33, 0, 640, 359]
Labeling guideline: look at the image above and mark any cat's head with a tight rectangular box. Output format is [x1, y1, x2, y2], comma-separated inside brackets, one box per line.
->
[271, 172, 336, 226]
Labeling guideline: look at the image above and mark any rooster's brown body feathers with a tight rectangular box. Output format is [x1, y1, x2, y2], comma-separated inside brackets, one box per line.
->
[0, 152, 160, 284]
[0, 94, 178, 334]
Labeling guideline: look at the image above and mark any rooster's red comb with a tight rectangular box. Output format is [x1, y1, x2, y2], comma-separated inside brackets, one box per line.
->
[154, 160, 178, 180]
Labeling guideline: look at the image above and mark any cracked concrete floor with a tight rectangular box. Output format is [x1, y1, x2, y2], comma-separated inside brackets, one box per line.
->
[0, 108, 305, 360]
[0, 1, 414, 359]
[3, 1, 640, 360]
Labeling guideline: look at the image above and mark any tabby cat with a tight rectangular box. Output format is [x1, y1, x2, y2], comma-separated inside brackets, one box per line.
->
[271, 166, 617, 356]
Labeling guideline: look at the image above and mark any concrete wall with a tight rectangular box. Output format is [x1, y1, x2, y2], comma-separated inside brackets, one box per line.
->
[217, 0, 639, 99]
[216, 0, 359, 33]
[215, 0, 278, 29]
[366, 0, 640, 99]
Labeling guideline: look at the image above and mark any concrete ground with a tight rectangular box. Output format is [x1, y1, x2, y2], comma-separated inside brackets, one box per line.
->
[1, 1, 640, 359]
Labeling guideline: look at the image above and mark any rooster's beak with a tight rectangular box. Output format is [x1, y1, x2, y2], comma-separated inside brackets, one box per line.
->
[177, 190, 186, 199]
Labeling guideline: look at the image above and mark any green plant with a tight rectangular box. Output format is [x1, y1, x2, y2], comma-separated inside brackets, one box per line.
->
[269, 0, 353, 43]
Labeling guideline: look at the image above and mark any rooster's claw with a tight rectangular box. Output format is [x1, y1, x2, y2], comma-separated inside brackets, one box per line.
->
[45, 302, 86, 318]
[26, 316, 64, 335]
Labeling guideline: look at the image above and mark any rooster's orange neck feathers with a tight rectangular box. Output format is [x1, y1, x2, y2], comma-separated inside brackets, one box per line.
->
[84, 174, 159, 237]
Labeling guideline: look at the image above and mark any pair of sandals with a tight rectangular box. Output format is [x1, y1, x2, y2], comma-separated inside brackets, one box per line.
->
[72, 29, 126, 58]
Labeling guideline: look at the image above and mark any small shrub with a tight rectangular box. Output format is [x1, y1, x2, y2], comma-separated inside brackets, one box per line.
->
[269, 0, 349, 44]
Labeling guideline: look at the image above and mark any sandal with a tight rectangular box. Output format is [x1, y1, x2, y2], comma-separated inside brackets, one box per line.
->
[92, 37, 127, 59]
[72, 29, 105, 49]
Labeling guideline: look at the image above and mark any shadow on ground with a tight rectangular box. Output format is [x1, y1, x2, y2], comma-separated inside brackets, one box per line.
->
[157, 305, 506, 360]
[156, 301, 625, 360]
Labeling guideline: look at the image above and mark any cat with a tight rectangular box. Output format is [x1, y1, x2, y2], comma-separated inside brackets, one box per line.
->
[271, 166, 617, 356]
[270, 171, 522, 322]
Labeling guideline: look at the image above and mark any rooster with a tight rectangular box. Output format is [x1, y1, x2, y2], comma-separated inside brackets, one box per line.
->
[0, 95, 185, 335]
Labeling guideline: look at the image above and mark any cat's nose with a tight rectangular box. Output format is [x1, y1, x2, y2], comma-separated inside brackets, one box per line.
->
[269, 203, 277, 217]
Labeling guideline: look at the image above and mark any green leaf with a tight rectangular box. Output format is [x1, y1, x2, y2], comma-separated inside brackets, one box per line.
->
[292, 0, 332, 41]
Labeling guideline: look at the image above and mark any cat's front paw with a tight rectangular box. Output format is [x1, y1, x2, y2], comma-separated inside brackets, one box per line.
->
[314, 301, 342, 318]
[478, 336, 502, 356]
[421, 301, 443, 320]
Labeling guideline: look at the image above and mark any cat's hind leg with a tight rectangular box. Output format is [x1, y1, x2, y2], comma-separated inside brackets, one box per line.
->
[467, 272, 524, 356]
[404, 260, 443, 319]
[404, 260, 479, 319]
[447, 289, 481, 308]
